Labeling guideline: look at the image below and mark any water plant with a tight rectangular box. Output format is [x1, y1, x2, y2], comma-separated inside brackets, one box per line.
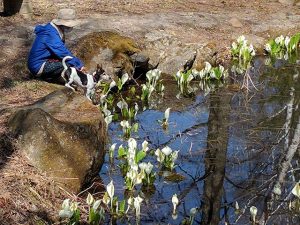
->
[59, 199, 80, 224]
[141, 69, 163, 105]
[104, 114, 113, 127]
[120, 120, 139, 138]
[146, 69, 162, 88]
[102, 102, 114, 128]
[189, 207, 198, 225]
[109, 143, 117, 160]
[100, 80, 116, 96]
[174, 69, 194, 96]
[139, 162, 155, 186]
[265, 33, 300, 59]
[172, 194, 179, 215]
[141, 84, 155, 104]
[193, 62, 228, 81]
[107, 181, 115, 210]
[231, 35, 256, 74]
[160, 107, 171, 129]
[125, 166, 145, 190]
[118, 138, 147, 177]
[155, 146, 179, 170]
[292, 182, 300, 198]
[117, 100, 138, 121]
[117, 73, 129, 92]
[86, 193, 105, 224]
[133, 195, 143, 221]
[250, 206, 258, 224]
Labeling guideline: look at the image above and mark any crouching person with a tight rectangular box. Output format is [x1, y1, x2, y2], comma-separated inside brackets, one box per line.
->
[27, 8, 86, 83]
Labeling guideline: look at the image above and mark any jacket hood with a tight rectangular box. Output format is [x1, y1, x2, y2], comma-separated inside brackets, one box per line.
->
[34, 23, 54, 35]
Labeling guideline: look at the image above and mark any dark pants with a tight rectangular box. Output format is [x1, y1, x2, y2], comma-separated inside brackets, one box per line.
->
[39, 60, 67, 84]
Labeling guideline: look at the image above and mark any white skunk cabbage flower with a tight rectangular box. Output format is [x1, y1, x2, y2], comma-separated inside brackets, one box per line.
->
[172, 194, 179, 214]
[249, 44, 255, 56]
[109, 80, 116, 89]
[265, 43, 271, 52]
[107, 180, 115, 200]
[134, 103, 139, 119]
[138, 162, 147, 171]
[144, 162, 153, 175]
[61, 199, 70, 209]
[117, 100, 128, 110]
[104, 115, 113, 126]
[109, 143, 117, 158]
[204, 61, 212, 73]
[285, 36, 290, 48]
[231, 42, 238, 50]
[128, 138, 137, 151]
[273, 183, 282, 196]
[142, 140, 149, 152]
[100, 94, 107, 104]
[59, 198, 75, 218]
[164, 108, 171, 122]
[59, 204, 73, 219]
[102, 192, 110, 205]
[155, 148, 165, 162]
[250, 206, 258, 222]
[235, 201, 239, 210]
[161, 146, 172, 156]
[237, 35, 246, 44]
[134, 195, 143, 218]
[120, 120, 130, 128]
[171, 150, 179, 162]
[86, 193, 94, 206]
[93, 200, 101, 211]
[292, 182, 300, 198]
[275, 35, 284, 45]
[121, 73, 129, 85]
[70, 202, 78, 212]
[190, 207, 197, 216]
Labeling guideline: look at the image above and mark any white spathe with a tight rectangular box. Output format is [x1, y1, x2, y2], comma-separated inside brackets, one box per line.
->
[107, 180, 115, 200]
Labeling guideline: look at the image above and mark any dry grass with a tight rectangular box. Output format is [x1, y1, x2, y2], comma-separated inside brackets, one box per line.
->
[0, 149, 68, 224]
[0, 140, 105, 224]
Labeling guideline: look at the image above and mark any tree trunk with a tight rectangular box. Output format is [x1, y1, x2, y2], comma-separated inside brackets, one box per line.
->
[3, 0, 32, 17]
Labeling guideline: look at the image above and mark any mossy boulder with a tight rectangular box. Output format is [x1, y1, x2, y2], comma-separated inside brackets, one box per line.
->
[8, 88, 107, 193]
[72, 31, 152, 79]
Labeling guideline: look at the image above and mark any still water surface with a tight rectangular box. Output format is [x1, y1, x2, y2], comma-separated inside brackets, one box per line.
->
[100, 56, 300, 224]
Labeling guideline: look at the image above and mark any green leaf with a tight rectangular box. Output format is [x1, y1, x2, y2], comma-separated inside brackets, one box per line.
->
[69, 209, 80, 224]
[118, 146, 127, 158]
[119, 199, 126, 213]
[135, 150, 146, 163]
[130, 86, 136, 95]
[133, 123, 139, 132]
[112, 114, 119, 121]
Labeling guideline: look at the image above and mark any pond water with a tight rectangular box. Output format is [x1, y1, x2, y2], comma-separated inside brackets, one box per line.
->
[100, 56, 300, 224]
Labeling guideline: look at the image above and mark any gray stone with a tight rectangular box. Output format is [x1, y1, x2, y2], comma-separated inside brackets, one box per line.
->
[278, 0, 295, 5]
[8, 88, 107, 193]
[228, 17, 243, 28]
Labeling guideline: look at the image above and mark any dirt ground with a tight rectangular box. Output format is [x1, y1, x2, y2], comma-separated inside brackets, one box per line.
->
[0, 0, 300, 224]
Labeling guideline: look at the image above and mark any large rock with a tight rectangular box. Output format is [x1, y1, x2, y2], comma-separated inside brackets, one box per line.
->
[8, 88, 107, 193]
[71, 31, 154, 79]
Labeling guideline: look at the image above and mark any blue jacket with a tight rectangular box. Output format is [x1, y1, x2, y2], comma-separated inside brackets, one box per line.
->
[27, 23, 83, 75]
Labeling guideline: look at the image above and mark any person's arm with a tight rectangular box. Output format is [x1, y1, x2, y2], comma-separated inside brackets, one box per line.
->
[47, 37, 84, 69]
